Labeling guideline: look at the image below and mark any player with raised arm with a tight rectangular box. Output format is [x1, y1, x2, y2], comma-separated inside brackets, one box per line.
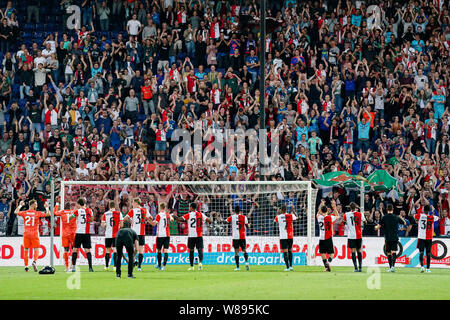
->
[173, 203, 212, 270]
[53, 201, 76, 272]
[414, 205, 440, 273]
[343, 202, 366, 272]
[69, 197, 95, 272]
[375, 204, 406, 272]
[14, 199, 51, 272]
[317, 200, 338, 272]
[123, 197, 152, 271]
[149, 203, 173, 271]
[225, 205, 251, 271]
[101, 201, 124, 271]
[274, 204, 297, 271]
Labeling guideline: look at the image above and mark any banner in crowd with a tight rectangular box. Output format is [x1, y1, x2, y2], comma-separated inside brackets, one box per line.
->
[1, 237, 449, 268]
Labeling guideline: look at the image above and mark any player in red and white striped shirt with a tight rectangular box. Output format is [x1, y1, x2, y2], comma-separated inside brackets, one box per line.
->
[149, 203, 174, 271]
[274, 205, 297, 271]
[124, 198, 152, 271]
[316, 200, 338, 272]
[101, 201, 123, 271]
[414, 205, 440, 273]
[342, 202, 366, 272]
[69, 197, 94, 272]
[174, 203, 212, 270]
[226, 205, 250, 271]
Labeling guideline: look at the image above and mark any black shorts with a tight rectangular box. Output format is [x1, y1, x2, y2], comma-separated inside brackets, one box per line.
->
[156, 237, 170, 250]
[280, 238, 294, 250]
[138, 235, 145, 246]
[187, 237, 204, 250]
[348, 238, 362, 250]
[105, 237, 116, 248]
[385, 240, 398, 252]
[319, 238, 334, 254]
[232, 239, 247, 250]
[74, 234, 91, 249]
[417, 239, 432, 252]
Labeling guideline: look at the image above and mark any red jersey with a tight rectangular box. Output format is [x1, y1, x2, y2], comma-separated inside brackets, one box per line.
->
[183, 211, 207, 237]
[102, 210, 123, 238]
[17, 209, 46, 238]
[126, 207, 148, 236]
[343, 211, 365, 239]
[415, 213, 439, 240]
[73, 208, 93, 234]
[317, 214, 336, 240]
[274, 213, 297, 240]
[226, 214, 248, 240]
[155, 211, 173, 237]
[53, 204, 76, 236]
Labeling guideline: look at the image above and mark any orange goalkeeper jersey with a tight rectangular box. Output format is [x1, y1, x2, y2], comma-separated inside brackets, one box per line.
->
[17, 210, 46, 238]
[54, 204, 77, 236]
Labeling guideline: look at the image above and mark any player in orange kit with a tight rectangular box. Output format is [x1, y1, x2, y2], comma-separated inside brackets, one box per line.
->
[14, 199, 51, 272]
[53, 202, 76, 272]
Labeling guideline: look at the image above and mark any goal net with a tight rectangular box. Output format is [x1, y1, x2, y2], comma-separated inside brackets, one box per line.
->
[59, 181, 318, 267]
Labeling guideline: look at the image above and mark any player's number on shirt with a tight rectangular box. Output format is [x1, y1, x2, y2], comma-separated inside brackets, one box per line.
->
[421, 220, 433, 230]
[162, 217, 167, 228]
[24, 216, 35, 226]
[236, 220, 245, 231]
[80, 213, 86, 224]
[350, 216, 359, 226]
[109, 217, 115, 227]
[281, 216, 288, 230]
[190, 217, 202, 228]
[319, 221, 331, 231]
[135, 213, 141, 224]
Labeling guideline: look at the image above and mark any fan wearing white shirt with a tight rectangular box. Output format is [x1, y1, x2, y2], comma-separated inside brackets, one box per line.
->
[126, 14, 142, 36]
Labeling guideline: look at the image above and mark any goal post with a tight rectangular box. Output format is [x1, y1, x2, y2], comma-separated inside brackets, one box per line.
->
[59, 180, 318, 267]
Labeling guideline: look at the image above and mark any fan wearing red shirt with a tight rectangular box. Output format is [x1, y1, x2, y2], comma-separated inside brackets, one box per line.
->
[225, 205, 250, 271]
[101, 201, 124, 270]
[174, 203, 212, 270]
[14, 199, 51, 272]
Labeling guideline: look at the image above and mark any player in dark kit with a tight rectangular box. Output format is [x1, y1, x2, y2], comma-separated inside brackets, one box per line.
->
[375, 204, 407, 272]
[115, 227, 139, 279]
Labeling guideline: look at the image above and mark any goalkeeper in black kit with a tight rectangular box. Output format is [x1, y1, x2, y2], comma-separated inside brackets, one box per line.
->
[115, 228, 139, 279]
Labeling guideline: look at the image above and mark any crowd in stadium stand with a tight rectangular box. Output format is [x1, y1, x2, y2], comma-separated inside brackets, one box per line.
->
[0, 0, 449, 239]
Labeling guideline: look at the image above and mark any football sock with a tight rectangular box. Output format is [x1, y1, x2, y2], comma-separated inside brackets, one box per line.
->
[328, 257, 333, 263]
[235, 254, 240, 268]
[24, 254, 29, 267]
[163, 253, 168, 266]
[357, 251, 363, 269]
[391, 253, 396, 268]
[419, 252, 424, 267]
[322, 259, 328, 267]
[72, 252, 77, 266]
[189, 251, 194, 266]
[138, 253, 143, 268]
[387, 254, 392, 268]
[288, 251, 293, 267]
[157, 252, 162, 268]
[283, 252, 289, 268]
[63, 252, 69, 268]
[351, 252, 357, 269]
[198, 249, 204, 263]
[34, 249, 39, 262]
[426, 253, 431, 269]
[112, 253, 116, 267]
[87, 252, 93, 269]
[244, 252, 249, 262]
[105, 253, 110, 268]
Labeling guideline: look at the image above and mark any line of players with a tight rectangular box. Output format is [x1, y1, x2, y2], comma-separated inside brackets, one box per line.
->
[14, 196, 440, 273]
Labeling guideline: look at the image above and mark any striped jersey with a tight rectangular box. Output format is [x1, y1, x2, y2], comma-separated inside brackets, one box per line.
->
[126, 207, 148, 236]
[102, 210, 123, 238]
[343, 211, 365, 239]
[183, 211, 207, 237]
[226, 214, 248, 240]
[73, 208, 93, 234]
[274, 213, 297, 240]
[415, 213, 439, 240]
[317, 214, 336, 240]
[155, 211, 173, 238]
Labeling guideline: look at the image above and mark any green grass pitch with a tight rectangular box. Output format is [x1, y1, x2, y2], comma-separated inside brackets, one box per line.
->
[0, 265, 449, 300]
